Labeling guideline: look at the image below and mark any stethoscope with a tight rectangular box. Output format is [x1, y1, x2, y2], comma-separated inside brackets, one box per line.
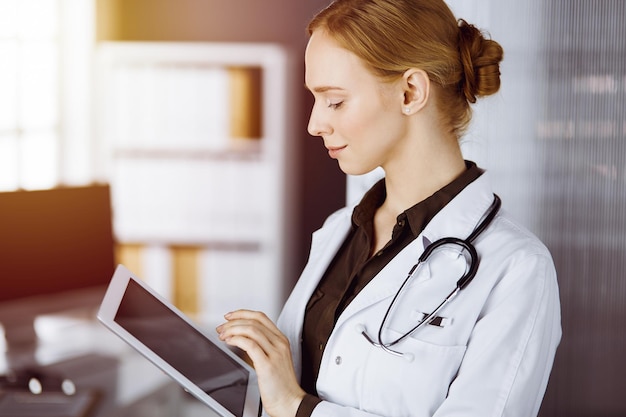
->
[360, 194, 501, 361]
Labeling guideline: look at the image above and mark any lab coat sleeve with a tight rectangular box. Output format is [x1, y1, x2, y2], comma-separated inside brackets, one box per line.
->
[432, 252, 561, 417]
[310, 401, 385, 417]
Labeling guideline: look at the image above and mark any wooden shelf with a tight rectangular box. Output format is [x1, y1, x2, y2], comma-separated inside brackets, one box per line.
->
[112, 141, 263, 162]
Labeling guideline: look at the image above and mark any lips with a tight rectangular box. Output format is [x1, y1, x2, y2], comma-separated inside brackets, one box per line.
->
[326, 145, 347, 159]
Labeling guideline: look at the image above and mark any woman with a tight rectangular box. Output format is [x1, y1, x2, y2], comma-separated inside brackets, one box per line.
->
[217, 1, 561, 416]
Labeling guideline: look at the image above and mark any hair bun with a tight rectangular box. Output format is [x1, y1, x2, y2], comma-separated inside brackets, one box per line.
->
[458, 19, 504, 103]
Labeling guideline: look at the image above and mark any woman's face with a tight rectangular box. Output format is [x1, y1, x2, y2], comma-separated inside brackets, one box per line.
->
[305, 30, 409, 176]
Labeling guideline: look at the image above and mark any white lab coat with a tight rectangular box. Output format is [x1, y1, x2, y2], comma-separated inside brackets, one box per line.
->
[276, 172, 561, 417]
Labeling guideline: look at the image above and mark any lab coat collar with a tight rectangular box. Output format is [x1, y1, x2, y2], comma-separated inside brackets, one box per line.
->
[421, 170, 496, 245]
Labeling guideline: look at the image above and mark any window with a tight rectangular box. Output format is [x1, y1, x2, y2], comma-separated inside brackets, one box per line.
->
[0, 0, 94, 191]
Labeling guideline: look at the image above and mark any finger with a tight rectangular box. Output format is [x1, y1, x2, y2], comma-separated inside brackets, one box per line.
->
[222, 330, 293, 382]
[218, 317, 292, 365]
[219, 318, 270, 342]
[222, 332, 270, 363]
[224, 310, 282, 337]
[217, 318, 283, 358]
[217, 311, 284, 344]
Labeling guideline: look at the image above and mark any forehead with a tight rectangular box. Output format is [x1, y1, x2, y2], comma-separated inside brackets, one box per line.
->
[305, 30, 374, 91]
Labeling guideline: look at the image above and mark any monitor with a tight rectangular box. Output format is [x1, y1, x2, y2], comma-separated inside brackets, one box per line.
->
[0, 184, 116, 367]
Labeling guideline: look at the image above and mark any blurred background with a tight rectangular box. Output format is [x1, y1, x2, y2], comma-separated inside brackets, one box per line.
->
[0, 0, 624, 416]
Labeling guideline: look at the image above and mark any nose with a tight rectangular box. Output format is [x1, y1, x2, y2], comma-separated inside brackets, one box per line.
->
[307, 105, 331, 137]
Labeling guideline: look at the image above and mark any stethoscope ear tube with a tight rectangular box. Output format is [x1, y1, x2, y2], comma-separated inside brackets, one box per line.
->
[467, 194, 501, 242]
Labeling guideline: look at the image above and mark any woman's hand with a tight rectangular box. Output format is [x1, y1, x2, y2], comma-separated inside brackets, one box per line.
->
[217, 310, 306, 417]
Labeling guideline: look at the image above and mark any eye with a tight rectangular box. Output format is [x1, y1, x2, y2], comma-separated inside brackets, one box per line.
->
[327, 100, 344, 110]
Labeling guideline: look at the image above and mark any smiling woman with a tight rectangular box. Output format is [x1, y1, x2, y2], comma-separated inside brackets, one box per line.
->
[216, 1, 561, 417]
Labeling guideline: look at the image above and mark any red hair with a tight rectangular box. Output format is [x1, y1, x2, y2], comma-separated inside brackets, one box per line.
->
[308, 0, 504, 138]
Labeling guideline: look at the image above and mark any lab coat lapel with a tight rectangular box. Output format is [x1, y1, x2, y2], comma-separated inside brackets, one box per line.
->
[334, 236, 429, 330]
[298, 212, 353, 303]
[278, 207, 353, 375]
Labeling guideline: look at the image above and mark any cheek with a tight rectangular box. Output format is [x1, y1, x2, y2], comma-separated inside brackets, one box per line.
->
[343, 98, 391, 139]
[353, 104, 402, 148]
[341, 113, 368, 138]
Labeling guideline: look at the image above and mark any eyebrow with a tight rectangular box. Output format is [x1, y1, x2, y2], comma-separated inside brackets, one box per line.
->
[304, 84, 346, 93]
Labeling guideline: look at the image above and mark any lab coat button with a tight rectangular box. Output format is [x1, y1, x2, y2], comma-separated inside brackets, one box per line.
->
[335, 356, 342, 365]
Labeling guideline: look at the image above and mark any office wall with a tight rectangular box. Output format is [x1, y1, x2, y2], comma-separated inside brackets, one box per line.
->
[97, 3, 626, 415]
[95, 0, 347, 285]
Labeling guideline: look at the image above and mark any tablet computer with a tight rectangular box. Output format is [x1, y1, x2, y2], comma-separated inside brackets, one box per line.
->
[97, 264, 261, 417]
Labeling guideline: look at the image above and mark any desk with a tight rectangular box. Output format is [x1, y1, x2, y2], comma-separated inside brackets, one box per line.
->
[1, 311, 218, 417]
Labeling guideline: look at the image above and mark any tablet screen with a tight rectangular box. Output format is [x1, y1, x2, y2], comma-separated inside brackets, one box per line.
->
[114, 279, 249, 417]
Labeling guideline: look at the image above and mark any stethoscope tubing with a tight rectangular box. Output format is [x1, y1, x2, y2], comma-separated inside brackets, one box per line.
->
[361, 194, 502, 357]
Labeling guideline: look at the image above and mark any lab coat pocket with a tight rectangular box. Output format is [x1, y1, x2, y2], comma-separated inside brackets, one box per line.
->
[361, 328, 467, 417]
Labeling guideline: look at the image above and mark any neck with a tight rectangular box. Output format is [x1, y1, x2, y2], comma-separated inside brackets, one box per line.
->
[381, 134, 466, 216]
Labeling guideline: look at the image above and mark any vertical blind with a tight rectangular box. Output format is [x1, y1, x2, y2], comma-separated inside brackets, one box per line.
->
[537, 1, 626, 416]
[448, 1, 625, 415]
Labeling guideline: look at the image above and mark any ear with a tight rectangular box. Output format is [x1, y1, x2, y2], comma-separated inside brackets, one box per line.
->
[401, 68, 430, 115]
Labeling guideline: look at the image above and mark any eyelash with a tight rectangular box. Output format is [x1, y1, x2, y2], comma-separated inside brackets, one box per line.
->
[327, 101, 344, 110]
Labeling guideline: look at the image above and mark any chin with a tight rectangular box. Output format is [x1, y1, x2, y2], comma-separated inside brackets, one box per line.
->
[337, 161, 376, 177]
